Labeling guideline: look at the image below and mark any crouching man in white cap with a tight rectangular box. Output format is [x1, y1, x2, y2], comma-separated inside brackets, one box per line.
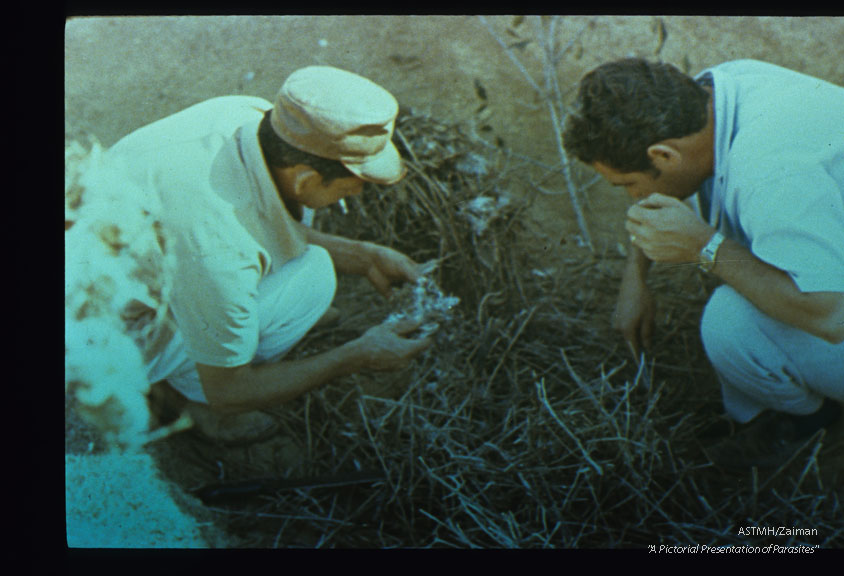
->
[106, 66, 431, 443]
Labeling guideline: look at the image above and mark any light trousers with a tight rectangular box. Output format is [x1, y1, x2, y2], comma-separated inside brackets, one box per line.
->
[146, 245, 336, 403]
[700, 285, 844, 423]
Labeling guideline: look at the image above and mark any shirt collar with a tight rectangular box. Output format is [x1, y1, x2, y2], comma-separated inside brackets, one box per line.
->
[695, 68, 735, 229]
[236, 116, 283, 215]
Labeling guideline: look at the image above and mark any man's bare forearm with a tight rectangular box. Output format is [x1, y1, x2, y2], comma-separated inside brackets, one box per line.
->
[298, 222, 374, 276]
[712, 239, 844, 344]
[627, 244, 652, 277]
[197, 340, 368, 413]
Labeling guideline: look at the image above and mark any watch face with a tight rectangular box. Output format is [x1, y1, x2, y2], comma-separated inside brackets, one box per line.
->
[699, 232, 723, 272]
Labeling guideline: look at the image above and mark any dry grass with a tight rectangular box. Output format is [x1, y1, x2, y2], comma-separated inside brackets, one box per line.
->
[149, 110, 843, 548]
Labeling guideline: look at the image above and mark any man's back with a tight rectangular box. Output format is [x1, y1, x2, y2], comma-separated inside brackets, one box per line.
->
[702, 59, 844, 183]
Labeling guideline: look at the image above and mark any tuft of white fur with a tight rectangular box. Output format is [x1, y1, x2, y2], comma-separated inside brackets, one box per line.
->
[385, 260, 460, 338]
[65, 139, 174, 450]
[64, 137, 213, 549]
[458, 193, 511, 236]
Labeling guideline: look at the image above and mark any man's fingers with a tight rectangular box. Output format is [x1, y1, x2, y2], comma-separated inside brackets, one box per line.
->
[367, 267, 393, 299]
[373, 246, 422, 284]
[626, 204, 654, 226]
[368, 251, 423, 298]
[625, 221, 646, 249]
[403, 260, 424, 284]
[628, 193, 678, 221]
[407, 335, 434, 353]
[384, 316, 424, 335]
[637, 193, 675, 208]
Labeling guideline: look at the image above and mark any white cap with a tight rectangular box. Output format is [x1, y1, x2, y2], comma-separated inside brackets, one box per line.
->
[271, 66, 406, 184]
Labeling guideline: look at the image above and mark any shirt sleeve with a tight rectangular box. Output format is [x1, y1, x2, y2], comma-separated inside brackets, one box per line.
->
[738, 167, 844, 293]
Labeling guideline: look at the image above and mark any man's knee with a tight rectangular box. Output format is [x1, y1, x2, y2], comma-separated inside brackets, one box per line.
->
[699, 285, 840, 417]
[253, 245, 338, 362]
[261, 245, 337, 315]
[700, 285, 778, 385]
[307, 245, 338, 308]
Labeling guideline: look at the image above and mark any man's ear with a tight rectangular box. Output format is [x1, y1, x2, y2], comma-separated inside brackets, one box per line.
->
[646, 143, 682, 171]
[289, 165, 321, 198]
[272, 164, 321, 203]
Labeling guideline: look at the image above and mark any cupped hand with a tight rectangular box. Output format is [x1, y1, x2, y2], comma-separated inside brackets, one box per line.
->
[356, 317, 432, 372]
[366, 244, 422, 299]
[626, 193, 714, 263]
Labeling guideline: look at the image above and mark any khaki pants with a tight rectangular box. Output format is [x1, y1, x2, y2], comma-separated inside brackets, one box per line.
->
[145, 245, 336, 403]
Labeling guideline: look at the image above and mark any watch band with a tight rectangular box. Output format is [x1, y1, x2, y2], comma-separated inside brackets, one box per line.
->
[699, 231, 725, 273]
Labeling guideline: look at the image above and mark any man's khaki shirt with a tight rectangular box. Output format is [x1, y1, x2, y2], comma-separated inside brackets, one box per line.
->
[107, 96, 307, 368]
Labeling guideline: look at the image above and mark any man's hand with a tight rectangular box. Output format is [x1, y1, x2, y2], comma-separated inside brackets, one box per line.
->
[365, 244, 422, 298]
[614, 245, 655, 360]
[626, 193, 714, 263]
[354, 317, 433, 371]
[299, 224, 421, 297]
[197, 317, 433, 412]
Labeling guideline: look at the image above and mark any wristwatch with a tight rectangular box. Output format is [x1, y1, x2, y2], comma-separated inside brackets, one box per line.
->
[699, 231, 725, 273]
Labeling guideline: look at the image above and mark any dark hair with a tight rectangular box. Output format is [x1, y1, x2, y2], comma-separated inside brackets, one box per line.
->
[562, 58, 710, 174]
[258, 110, 355, 183]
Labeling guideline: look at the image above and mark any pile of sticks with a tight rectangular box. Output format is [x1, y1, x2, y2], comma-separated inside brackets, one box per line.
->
[158, 108, 841, 548]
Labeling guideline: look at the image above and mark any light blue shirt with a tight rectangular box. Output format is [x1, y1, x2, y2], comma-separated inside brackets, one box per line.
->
[695, 60, 844, 293]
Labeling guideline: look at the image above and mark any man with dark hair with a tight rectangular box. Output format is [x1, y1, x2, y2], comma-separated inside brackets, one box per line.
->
[106, 66, 431, 442]
[563, 58, 844, 469]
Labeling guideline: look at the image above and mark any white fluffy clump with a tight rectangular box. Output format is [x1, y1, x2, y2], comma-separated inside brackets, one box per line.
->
[64, 139, 213, 549]
[385, 260, 460, 338]
[455, 152, 489, 177]
[65, 138, 173, 450]
[458, 193, 511, 236]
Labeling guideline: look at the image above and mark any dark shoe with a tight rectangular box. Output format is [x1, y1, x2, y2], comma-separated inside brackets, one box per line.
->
[147, 380, 189, 427]
[703, 410, 816, 470]
[185, 403, 280, 446]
